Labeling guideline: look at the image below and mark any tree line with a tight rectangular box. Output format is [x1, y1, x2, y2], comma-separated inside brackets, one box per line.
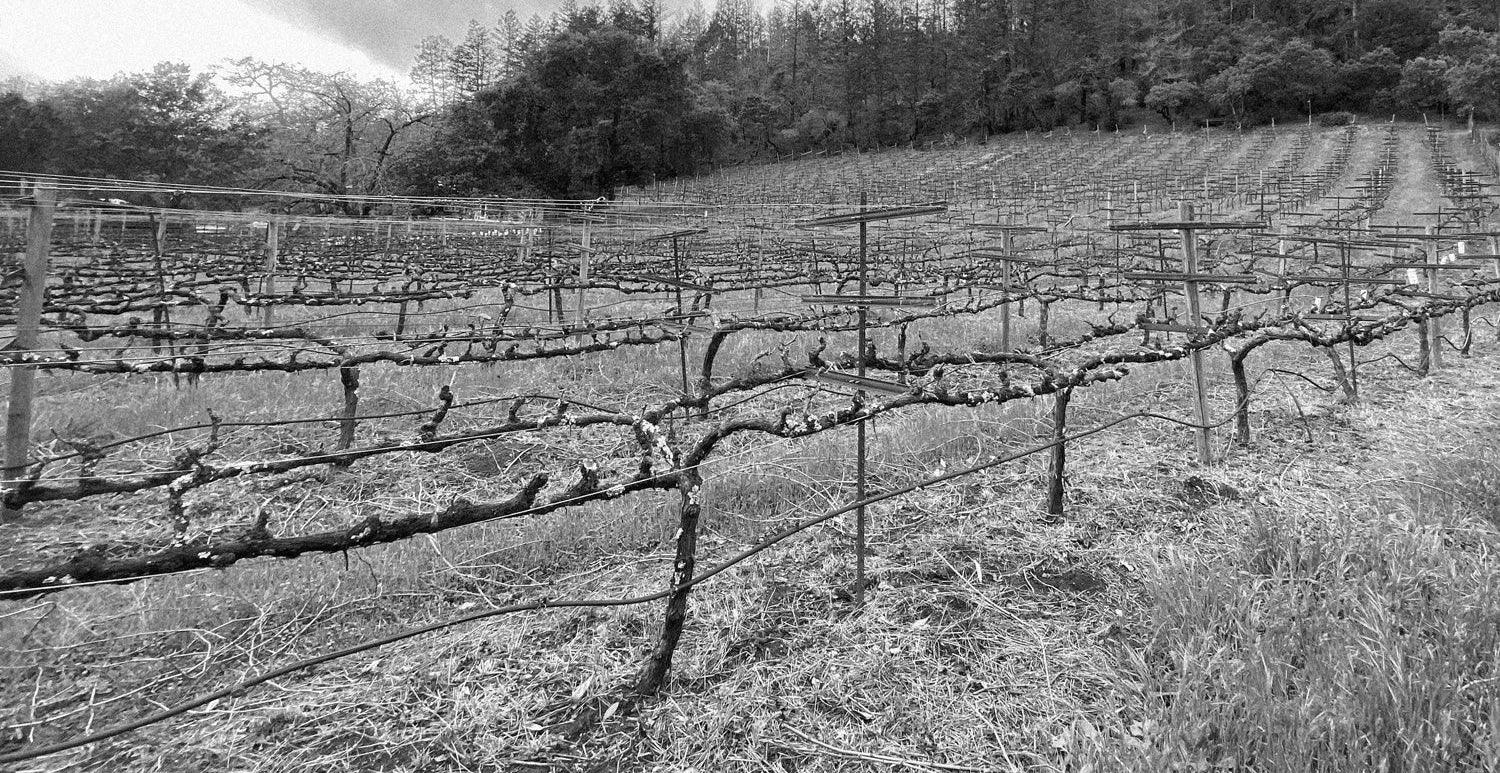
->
[3, 0, 1497, 203]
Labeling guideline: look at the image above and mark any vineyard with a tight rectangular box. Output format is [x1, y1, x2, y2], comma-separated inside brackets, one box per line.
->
[2, 122, 1499, 771]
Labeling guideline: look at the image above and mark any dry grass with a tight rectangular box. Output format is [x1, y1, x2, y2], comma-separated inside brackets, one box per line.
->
[1069, 350, 1500, 773]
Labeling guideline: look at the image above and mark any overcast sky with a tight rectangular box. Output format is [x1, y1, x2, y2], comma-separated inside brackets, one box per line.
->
[0, 0, 566, 83]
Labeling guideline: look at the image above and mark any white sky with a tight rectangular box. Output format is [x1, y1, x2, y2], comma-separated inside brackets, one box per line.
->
[0, 0, 405, 82]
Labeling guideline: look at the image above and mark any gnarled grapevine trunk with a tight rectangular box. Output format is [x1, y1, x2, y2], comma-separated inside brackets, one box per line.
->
[635, 467, 701, 695]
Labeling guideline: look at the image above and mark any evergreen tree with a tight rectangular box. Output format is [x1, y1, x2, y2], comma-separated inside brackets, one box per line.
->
[411, 35, 456, 108]
[450, 20, 501, 98]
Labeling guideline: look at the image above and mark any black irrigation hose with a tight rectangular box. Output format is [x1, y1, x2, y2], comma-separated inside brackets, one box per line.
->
[1357, 352, 1426, 375]
[1437, 334, 1471, 353]
[1263, 367, 1337, 393]
[0, 406, 1237, 765]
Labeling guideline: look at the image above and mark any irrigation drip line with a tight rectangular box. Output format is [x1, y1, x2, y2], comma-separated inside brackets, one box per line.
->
[0, 405, 1239, 766]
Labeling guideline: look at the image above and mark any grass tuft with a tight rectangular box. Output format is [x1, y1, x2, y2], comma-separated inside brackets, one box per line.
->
[1084, 414, 1500, 772]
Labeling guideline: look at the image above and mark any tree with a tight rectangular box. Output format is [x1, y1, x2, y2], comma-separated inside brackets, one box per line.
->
[1334, 46, 1402, 112]
[608, 0, 662, 40]
[495, 11, 534, 74]
[411, 35, 457, 108]
[502, 28, 726, 195]
[404, 28, 725, 198]
[41, 63, 261, 198]
[1146, 80, 1205, 124]
[1207, 36, 1335, 121]
[394, 100, 524, 198]
[224, 59, 432, 214]
[395, 0, 1500, 170]
[1438, 25, 1500, 119]
[1396, 56, 1451, 114]
[1352, 0, 1440, 59]
[0, 92, 59, 173]
[450, 20, 502, 98]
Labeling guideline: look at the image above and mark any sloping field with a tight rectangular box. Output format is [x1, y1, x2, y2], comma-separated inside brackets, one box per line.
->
[1, 123, 1497, 771]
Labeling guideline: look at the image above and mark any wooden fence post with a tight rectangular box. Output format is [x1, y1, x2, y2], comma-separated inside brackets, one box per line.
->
[394, 224, 412, 339]
[263, 218, 279, 329]
[1179, 202, 1214, 465]
[3, 185, 55, 522]
[1493, 235, 1500, 342]
[576, 220, 591, 331]
[1001, 228, 1013, 352]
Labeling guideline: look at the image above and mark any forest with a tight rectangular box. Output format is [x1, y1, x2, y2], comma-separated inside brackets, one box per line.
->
[2, 0, 1497, 200]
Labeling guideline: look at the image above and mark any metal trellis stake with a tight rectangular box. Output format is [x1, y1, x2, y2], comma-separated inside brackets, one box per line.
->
[1110, 205, 1267, 466]
[797, 197, 946, 605]
[856, 192, 868, 607]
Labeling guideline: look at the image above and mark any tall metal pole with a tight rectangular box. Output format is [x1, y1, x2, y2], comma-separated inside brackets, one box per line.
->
[673, 235, 691, 417]
[855, 192, 869, 607]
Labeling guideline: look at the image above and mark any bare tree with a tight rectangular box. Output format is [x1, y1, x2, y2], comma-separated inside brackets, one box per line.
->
[224, 59, 433, 215]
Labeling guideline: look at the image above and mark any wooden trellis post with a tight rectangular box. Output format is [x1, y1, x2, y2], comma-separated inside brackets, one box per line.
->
[575, 219, 593, 332]
[1426, 225, 1443, 371]
[263, 218, 279, 329]
[1179, 204, 1213, 464]
[546, 227, 561, 324]
[1490, 233, 1500, 341]
[1000, 230, 1013, 348]
[3, 184, 55, 522]
[969, 224, 1047, 352]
